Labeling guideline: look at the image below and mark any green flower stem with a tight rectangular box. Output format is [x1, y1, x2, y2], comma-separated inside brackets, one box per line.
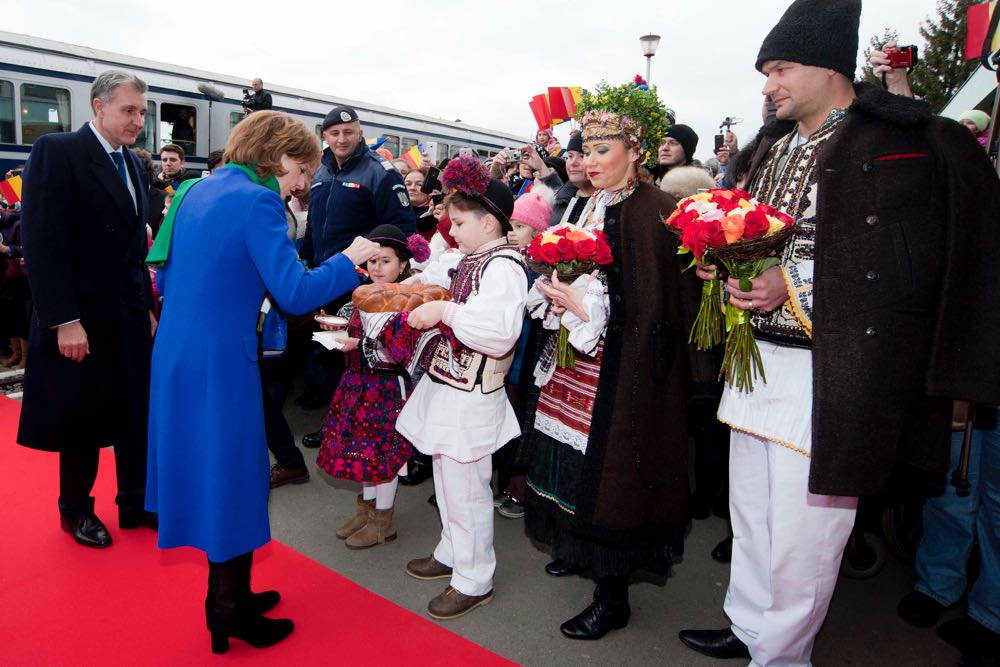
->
[556, 325, 575, 370]
[688, 278, 724, 350]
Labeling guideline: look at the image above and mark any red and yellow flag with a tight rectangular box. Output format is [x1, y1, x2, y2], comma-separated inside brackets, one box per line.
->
[401, 144, 423, 170]
[0, 175, 21, 204]
[966, 1, 999, 60]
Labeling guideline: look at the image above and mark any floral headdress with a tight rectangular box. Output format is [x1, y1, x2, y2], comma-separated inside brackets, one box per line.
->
[576, 75, 671, 167]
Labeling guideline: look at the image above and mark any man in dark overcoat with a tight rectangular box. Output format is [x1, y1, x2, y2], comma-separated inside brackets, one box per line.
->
[18, 70, 158, 548]
[679, 1, 1000, 665]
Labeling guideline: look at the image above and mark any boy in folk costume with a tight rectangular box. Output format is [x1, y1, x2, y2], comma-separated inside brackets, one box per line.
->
[397, 156, 529, 619]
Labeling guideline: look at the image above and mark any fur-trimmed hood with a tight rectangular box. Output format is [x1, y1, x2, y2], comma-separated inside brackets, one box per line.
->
[660, 166, 717, 200]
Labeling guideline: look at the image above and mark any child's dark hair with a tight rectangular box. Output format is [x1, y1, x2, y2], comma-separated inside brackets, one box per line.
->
[444, 190, 487, 218]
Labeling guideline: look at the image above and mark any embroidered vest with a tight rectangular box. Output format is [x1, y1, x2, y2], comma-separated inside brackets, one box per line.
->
[427, 244, 528, 393]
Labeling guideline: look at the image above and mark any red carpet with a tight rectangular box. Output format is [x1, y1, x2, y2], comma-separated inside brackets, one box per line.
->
[0, 396, 515, 666]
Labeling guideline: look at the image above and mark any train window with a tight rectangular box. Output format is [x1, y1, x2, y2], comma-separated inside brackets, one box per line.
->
[382, 135, 400, 158]
[19, 83, 71, 144]
[476, 149, 490, 160]
[0, 81, 13, 143]
[437, 143, 450, 160]
[401, 137, 419, 153]
[160, 103, 196, 156]
[229, 112, 243, 134]
[135, 101, 157, 154]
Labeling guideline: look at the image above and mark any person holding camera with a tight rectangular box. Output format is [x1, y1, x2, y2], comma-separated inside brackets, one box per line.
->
[242, 78, 273, 114]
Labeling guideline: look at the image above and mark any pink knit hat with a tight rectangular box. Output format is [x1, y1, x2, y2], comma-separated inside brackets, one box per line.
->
[511, 192, 553, 231]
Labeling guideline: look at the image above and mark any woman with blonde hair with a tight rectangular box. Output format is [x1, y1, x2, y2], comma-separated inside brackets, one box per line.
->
[145, 111, 379, 653]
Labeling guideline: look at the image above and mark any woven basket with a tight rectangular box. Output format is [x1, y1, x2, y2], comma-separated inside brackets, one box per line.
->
[526, 259, 597, 282]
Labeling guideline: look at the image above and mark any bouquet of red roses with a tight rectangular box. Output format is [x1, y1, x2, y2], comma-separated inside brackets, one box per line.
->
[664, 188, 796, 392]
[527, 223, 614, 368]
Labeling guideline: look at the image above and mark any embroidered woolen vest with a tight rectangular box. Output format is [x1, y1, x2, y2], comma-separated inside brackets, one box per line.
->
[427, 244, 527, 393]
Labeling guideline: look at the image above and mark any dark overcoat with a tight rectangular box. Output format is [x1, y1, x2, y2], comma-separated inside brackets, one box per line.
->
[571, 182, 712, 548]
[745, 83, 1000, 496]
[17, 124, 153, 452]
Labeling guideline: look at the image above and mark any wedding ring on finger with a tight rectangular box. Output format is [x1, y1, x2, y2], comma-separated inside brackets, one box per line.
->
[748, 299, 754, 309]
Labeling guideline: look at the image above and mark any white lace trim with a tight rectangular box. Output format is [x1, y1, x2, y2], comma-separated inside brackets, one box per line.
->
[534, 411, 589, 454]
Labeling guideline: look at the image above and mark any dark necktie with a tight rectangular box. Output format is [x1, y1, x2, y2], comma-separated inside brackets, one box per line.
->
[110, 151, 129, 187]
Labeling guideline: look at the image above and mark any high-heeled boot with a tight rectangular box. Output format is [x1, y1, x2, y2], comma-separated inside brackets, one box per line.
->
[205, 553, 294, 654]
[238, 551, 281, 615]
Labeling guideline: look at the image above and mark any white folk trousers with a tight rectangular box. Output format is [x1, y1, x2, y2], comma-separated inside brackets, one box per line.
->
[725, 431, 858, 667]
[431, 453, 495, 596]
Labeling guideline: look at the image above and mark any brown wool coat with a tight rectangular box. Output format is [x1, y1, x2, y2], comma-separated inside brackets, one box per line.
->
[571, 182, 712, 548]
[745, 83, 1000, 497]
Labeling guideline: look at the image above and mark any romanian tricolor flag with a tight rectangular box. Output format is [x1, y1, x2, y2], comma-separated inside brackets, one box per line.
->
[966, 1, 1000, 60]
[517, 178, 534, 197]
[0, 175, 22, 204]
[366, 136, 388, 151]
[402, 144, 423, 169]
[547, 87, 580, 125]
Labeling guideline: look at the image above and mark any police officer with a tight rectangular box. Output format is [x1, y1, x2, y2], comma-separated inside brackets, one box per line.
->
[300, 105, 414, 266]
[295, 105, 415, 451]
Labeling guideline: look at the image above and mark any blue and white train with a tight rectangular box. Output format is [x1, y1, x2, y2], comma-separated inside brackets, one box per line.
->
[0, 30, 525, 174]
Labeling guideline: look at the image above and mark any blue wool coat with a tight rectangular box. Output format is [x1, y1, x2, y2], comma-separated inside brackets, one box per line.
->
[145, 167, 359, 561]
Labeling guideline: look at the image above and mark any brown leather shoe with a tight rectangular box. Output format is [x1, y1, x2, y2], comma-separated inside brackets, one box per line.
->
[269, 464, 309, 488]
[405, 555, 453, 580]
[427, 586, 493, 620]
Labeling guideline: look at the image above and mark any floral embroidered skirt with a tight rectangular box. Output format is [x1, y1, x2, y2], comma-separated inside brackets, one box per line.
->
[316, 369, 415, 482]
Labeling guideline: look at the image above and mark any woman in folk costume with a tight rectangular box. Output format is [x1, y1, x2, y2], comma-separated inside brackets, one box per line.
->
[395, 156, 530, 620]
[315, 225, 430, 549]
[524, 81, 709, 639]
[146, 111, 379, 654]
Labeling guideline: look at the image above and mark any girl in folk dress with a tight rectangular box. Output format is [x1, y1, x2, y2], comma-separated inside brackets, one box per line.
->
[315, 224, 430, 549]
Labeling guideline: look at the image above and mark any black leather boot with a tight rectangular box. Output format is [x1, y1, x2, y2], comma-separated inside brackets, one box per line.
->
[206, 553, 293, 654]
[559, 576, 631, 640]
[238, 551, 281, 616]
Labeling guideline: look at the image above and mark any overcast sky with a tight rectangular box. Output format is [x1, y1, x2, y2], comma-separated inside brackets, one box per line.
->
[7, 0, 943, 161]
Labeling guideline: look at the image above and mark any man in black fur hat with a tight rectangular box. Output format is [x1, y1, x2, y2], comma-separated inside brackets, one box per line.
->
[679, 0, 1000, 664]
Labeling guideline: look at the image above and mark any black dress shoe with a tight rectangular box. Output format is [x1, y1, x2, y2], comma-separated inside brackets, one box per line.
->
[119, 510, 159, 531]
[61, 513, 112, 548]
[301, 430, 323, 449]
[559, 600, 630, 640]
[937, 616, 1000, 657]
[712, 535, 733, 563]
[545, 559, 578, 577]
[897, 590, 944, 628]
[678, 628, 750, 659]
[399, 457, 432, 486]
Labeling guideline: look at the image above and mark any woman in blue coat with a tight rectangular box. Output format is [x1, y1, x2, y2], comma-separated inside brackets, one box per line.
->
[145, 111, 378, 654]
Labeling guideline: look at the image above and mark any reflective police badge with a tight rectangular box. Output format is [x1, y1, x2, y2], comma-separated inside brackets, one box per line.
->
[340, 111, 352, 122]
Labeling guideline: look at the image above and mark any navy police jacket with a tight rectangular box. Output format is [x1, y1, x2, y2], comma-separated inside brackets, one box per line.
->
[301, 141, 414, 266]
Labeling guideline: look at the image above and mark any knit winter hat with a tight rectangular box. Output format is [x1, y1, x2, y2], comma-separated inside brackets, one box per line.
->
[566, 133, 583, 153]
[960, 109, 991, 132]
[510, 192, 553, 232]
[663, 124, 698, 165]
[755, 0, 861, 80]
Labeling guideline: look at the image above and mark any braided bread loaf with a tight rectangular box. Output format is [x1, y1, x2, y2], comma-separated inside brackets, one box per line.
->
[352, 283, 452, 313]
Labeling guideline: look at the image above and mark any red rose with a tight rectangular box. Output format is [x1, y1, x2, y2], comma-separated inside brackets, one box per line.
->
[556, 237, 576, 261]
[667, 209, 696, 230]
[743, 210, 770, 239]
[538, 242, 561, 264]
[730, 188, 752, 201]
[681, 222, 708, 259]
[682, 220, 726, 259]
[527, 236, 545, 262]
[713, 197, 739, 213]
[594, 246, 614, 265]
[576, 237, 598, 259]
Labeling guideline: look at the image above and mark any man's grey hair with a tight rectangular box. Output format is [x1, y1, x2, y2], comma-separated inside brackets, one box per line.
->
[90, 70, 148, 104]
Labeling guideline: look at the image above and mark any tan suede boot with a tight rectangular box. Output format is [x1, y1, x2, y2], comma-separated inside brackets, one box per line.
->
[345, 508, 396, 549]
[336, 494, 374, 540]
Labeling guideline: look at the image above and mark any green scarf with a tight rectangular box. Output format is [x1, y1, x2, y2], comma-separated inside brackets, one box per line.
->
[145, 163, 281, 268]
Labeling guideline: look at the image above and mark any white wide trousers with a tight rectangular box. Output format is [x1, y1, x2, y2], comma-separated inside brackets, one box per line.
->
[725, 431, 858, 667]
[431, 453, 496, 596]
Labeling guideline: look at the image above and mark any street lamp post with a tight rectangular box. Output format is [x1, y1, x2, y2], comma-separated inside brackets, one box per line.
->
[640, 33, 661, 83]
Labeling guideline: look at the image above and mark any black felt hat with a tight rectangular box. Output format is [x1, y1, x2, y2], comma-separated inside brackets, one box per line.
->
[566, 133, 583, 153]
[756, 0, 862, 80]
[484, 179, 515, 231]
